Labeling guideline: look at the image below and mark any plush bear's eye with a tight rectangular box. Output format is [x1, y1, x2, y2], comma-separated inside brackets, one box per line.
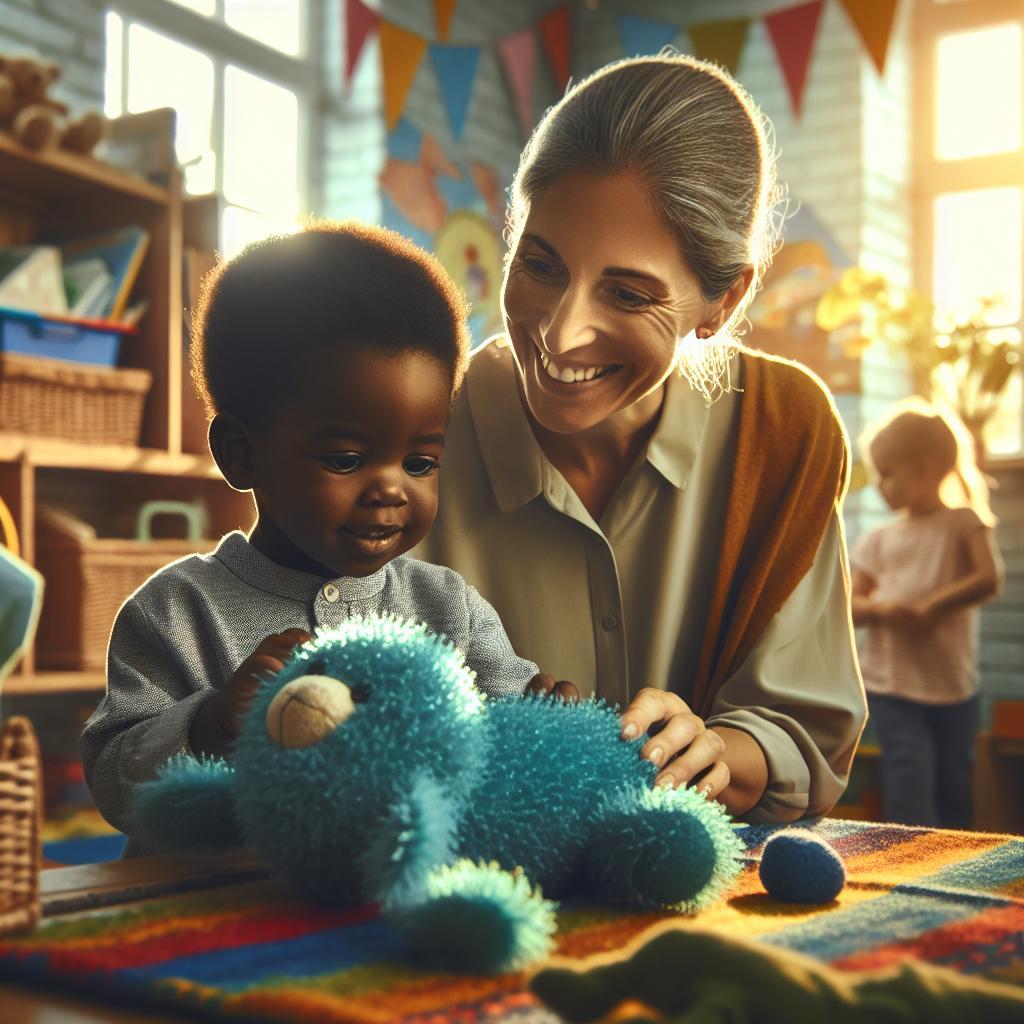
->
[305, 657, 326, 675]
[349, 683, 372, 704]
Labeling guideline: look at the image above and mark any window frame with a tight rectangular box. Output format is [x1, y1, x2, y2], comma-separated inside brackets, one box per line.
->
[106, 0, 319, 235]
[913, 0, 1024, 460]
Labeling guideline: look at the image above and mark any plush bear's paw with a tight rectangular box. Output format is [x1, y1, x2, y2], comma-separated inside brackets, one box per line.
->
[587, 785, 743, 911]
[389, 859, 556, 974]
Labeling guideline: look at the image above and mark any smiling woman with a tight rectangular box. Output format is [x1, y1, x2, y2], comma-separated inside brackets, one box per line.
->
[413, 53, 868, 824]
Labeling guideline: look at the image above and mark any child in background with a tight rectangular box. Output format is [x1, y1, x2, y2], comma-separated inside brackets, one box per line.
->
[850, 400, 1003, 828]
[81, 222, 552, 855]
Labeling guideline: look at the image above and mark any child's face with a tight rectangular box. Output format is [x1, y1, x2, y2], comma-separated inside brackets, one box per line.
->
[250, 347, 450, 578]
[869, 443, 941, 514]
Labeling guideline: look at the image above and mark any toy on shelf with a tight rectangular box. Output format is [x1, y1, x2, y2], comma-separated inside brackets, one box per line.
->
[132, 615, 743, 974]
[0, 54, 104, 155]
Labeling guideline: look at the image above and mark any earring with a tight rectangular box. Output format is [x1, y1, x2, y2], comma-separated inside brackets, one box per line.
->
[697, 327, 714, 340]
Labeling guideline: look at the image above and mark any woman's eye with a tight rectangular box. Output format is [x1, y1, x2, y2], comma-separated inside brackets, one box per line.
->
[521, 255, 560, 278]
[320, 453, 361, 473]
[612, 285, 652, 308]
[404, 456, 440, 478]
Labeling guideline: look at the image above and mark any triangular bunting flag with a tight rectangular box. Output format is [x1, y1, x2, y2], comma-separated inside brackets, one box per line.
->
[688, 17, 751, 75]
[345, 0, 379, 85]
[498, 27, 536, 138]
[434, 0, 458, 43]
[538, 5, 571, 91]
[380, 21, 428, 132]
[430, 44, 481, 140]
[618, 13, 679, 56]
[764, 0, 824, 117]
[837, 0, 899, 75]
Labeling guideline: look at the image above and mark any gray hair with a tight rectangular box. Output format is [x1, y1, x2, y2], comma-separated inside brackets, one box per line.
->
[508, 52, 785, 400]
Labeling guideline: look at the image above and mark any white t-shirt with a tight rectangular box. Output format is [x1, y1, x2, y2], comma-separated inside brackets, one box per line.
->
[851, 506, 985, 704]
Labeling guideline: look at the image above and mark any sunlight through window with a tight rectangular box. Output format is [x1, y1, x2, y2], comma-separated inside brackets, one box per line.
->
[125, 24, 216, 194]
[933, 187, 1022, 325]
[225, 0, 303, 56]
[935, 23, 1022, 160]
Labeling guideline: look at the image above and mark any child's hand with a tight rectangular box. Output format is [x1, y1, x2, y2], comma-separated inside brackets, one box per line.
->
[190, 628, 312, 758]
[215, 629, 314, 737]
[874, 601, 917, 627]
[524, 673, 580, 703]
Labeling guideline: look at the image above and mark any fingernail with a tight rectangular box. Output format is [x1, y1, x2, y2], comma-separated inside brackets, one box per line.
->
[647, 746, 664, 765]
[655, 774, 673, 788]
[621, 723, 638, 740]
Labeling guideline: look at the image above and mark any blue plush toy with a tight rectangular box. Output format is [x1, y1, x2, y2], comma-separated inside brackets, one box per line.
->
[132, 615, 742, 973]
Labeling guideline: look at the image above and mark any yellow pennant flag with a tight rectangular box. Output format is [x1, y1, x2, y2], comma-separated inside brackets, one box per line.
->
[688, 17, 751, 75]
[837, 0, 899, 75]
[380, 20, 428, 131]
[434, 0, 458, 42]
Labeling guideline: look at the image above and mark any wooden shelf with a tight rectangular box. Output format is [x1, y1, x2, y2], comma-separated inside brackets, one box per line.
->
[4, 671, 105, 695]
[0, 132, 168, 207]
[0, 433, 219, 477]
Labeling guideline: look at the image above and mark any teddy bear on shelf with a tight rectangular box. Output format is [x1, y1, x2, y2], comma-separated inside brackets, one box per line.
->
[0, 55, 104, 154]
[132, 615, 742, 974]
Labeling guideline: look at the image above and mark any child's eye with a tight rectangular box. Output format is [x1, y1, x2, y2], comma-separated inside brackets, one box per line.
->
[404, 456, 440, 477]
[320, 453, 361, 473]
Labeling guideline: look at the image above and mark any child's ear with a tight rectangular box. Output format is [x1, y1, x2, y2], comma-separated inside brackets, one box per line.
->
[209, 413, 258, 491]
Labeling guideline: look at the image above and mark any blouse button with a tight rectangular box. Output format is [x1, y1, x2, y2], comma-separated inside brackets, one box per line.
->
[601, 615, 618, 631]
[322, 583, 340, 603]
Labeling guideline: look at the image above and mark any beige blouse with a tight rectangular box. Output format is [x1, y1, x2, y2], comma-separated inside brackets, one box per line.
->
[412, 336, 867, 822]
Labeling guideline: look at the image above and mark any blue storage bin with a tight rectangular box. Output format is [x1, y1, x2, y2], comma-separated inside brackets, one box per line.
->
[0, 307, 134, 367]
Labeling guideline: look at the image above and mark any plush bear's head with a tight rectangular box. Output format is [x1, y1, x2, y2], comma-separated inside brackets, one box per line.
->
[229, 616, 490, 902]
[4, 56, 60, 106]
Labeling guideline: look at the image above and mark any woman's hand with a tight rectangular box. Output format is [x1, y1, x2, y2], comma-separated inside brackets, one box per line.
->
[619, 688, 731, 799]
[525, 672, 580, 703]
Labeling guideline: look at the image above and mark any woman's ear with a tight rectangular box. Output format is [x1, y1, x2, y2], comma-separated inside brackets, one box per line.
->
[209, 413, 258, 491]
[700, 264, 756, 336]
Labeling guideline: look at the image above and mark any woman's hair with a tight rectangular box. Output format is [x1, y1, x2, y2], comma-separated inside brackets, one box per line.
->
[859, 398, 996, 526]
[191, 220, 470, 426]
[507, 51, 785, 400]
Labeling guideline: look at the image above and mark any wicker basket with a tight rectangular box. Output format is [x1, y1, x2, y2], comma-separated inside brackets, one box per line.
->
[35, 507, 206, 671]
[0, 717, 42, 935]
[0, 351, 152, 446]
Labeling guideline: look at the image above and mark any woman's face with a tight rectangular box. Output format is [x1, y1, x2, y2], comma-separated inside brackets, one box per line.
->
[502, 169, 715, 436]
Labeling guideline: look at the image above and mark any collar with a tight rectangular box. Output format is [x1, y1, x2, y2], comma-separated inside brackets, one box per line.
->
[212, 531, 388, 602]
[466, 336, 714, 510]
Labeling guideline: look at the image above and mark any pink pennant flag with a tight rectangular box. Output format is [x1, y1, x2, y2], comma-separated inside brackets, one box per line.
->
[499, 27, 536, 139]
[345, 0, 379, 86]
[764, 0, 824, 118]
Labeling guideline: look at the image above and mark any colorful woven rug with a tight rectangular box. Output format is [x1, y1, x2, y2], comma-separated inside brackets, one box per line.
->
[0, 819, 1022, 1023]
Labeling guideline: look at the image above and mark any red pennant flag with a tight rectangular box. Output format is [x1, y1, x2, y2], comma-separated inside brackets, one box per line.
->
[345, 0, 379, 85]
[538, 5, 571, 91]
[764, 0, 824, 117]
[837, 0, 899, 75]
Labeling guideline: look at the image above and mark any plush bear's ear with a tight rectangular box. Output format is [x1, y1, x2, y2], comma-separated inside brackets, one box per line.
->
[132, 755, 243, 852]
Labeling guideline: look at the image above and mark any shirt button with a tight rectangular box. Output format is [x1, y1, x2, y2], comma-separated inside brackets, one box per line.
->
[601, 615, 618, 631]
[322, 583, 340, 603]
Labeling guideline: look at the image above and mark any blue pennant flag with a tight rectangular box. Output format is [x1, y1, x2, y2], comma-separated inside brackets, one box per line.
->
[429, 44, 482, 140]
[618, 13, 680, 56]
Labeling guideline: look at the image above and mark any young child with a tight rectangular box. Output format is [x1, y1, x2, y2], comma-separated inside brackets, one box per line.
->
[850, 399, 1003, 828]
[81, 222, 559, 855]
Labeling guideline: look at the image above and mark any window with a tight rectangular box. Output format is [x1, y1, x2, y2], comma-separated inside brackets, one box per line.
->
[105, 1, 311, 257]
[915, 1, 1024, 457]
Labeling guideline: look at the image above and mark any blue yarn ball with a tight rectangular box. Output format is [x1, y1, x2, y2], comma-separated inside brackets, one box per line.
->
[759, 829, 846, 903]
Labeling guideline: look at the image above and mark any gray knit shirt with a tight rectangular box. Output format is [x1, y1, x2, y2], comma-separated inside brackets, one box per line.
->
[81, 531, 539, 851]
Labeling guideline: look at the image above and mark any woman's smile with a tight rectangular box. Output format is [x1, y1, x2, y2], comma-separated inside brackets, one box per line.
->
[533, 341, 623, 386]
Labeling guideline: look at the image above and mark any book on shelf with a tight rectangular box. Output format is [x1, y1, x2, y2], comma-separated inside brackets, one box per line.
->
[0, 246, 69, 316]
[62, 226, 151, 321]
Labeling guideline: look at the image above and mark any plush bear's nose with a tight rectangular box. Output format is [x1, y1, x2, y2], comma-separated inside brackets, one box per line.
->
[265, 675, 357, 749]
